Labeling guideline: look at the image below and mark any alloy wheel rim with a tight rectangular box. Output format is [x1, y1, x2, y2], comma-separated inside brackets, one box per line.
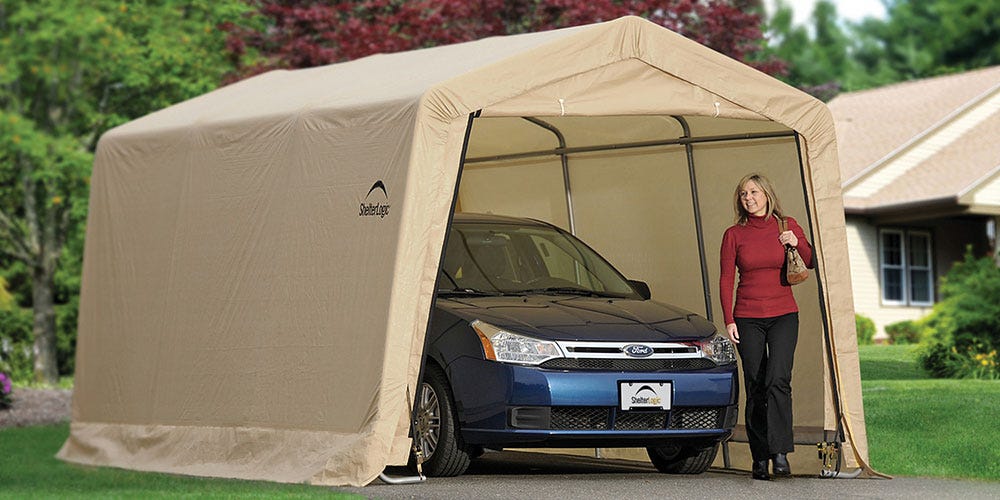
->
[415, 382, 442, 459]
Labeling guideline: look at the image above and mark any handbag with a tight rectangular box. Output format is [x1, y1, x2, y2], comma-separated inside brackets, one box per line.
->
[779, 218, 809, 286]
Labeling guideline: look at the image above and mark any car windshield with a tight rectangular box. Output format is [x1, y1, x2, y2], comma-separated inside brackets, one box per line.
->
[437, 222, 640, 299]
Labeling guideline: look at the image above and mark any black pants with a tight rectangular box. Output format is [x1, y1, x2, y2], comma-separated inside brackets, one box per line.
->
[735, 313, 798, 461]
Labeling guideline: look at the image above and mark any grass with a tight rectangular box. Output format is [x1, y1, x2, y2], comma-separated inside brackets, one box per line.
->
[860, 344, 1000, 480]
[0, 424, 361, 499]
[11, 376, 75, 390]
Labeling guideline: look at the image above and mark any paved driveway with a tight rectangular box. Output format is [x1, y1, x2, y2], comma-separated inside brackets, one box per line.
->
[337, 450, 998, 499]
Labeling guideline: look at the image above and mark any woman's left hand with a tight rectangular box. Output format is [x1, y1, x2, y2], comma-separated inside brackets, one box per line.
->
[779, 230, 798, 247]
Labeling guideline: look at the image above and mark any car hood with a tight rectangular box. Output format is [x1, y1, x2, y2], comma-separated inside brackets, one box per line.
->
[437, 295, 717, 342]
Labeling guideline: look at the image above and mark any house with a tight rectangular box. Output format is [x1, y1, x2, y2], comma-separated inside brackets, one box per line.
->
[829, 66, 1000, 341]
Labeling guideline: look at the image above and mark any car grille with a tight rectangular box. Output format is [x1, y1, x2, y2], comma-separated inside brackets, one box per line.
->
[551, 407, 610, 430]
[668, 407, 723, 430]
[547, 406, 722, 431]
[615, 411, 668, 430]
[539, 358, 716, 371]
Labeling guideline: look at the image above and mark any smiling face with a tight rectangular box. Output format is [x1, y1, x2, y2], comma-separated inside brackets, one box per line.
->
[739, 180, 769, 217]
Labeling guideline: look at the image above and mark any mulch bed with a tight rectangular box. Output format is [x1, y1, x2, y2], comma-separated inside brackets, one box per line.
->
[0, 388, 73, 428]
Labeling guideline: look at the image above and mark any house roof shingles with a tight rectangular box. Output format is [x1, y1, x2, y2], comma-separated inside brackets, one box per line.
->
[828, 66, 1000, 213]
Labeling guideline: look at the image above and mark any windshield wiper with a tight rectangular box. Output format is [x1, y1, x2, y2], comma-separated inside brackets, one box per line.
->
[522, 287, 634, 299]
[520, 287, 609, 297]
[437, 288, 504, 297]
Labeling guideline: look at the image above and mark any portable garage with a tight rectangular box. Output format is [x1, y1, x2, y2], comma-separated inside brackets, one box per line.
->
[59, 16, 873, 486]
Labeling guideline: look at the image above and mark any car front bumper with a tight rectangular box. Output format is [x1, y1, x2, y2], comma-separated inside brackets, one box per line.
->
[446, 357, 739, 448]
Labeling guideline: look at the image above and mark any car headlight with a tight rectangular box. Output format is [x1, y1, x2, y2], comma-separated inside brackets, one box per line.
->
[695, 334, 736, 365]
[470, 320, 562, 365]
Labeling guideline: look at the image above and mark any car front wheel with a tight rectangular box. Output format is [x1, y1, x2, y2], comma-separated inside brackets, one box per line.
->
[646, 443, 719, 474]
[412, 365, 471, 477]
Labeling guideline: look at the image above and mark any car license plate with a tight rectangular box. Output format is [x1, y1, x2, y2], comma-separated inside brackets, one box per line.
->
[619, 381, 671, 410]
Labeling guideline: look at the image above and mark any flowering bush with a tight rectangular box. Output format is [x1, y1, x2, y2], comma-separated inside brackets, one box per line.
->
[971, 348, 1000, 378]
[918, 250, 1000, 379]
[920, 342, 999, 380]
[0, 372, 12, 410]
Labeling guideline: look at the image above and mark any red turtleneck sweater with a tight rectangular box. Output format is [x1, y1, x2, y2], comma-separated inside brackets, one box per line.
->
[719, 215, 813, 325]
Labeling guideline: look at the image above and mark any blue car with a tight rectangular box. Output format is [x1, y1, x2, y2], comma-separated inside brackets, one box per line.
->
[416, 213, 738, 476]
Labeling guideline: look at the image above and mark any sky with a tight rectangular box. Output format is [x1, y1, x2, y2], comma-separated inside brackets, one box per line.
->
[764, 0, 888, 25]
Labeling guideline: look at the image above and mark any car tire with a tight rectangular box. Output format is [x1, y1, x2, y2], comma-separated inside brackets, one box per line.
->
[646, 443, 719, 474]
[411, 365, 472, 477]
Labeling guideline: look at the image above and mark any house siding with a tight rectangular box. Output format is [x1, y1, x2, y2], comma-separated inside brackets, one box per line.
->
[845, 215, 991, 341]
[845, 217, 881, 326]
[845, 217, 930, 341]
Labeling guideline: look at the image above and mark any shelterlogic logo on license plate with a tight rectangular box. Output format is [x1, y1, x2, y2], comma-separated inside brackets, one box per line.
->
[619, 381, 672, 410]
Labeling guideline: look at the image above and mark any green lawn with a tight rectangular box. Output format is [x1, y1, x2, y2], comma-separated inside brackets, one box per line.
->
[0, 424, 360, 499]
[860, 344, 1000, 480]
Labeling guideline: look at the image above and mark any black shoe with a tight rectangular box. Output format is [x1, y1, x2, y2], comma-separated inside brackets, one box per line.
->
[772, 453, 791, 476]
[752, 459, 771, 480]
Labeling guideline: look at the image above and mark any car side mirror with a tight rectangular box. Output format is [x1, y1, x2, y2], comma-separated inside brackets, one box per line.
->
[627, 280, 651, 300]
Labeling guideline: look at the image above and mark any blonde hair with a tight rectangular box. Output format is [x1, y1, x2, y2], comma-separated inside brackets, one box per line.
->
[733, 173, 785, 225]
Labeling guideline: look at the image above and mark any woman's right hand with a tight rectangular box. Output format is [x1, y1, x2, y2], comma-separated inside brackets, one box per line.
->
[726, 323, 739, 344]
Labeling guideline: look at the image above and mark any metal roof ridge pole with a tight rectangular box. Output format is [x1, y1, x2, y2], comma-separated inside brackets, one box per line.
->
[522, 117, 575, 234]
[463, 131, 794, 164]
[671, 115, 713, 322]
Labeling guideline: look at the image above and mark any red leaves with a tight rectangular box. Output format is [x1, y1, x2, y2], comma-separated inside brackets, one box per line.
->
[224, 0, 784, 82]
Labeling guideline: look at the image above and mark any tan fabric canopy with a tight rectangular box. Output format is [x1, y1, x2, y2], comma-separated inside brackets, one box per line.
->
[59, 16, 870, 486]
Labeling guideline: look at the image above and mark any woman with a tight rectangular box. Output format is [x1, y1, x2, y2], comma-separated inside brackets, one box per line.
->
[719, 173, 813, 481]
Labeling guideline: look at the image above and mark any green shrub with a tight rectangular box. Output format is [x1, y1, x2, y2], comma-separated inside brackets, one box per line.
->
[918, 250, 1000, 379]
[885, 320, 922, 344]
[0, 308, 34, 383]
[855, 313, 876, 345]
[0, 304, 78, 382]
[918, 341, 964, 378]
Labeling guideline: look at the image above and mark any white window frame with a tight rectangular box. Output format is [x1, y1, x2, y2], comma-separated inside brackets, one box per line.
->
[907, 231, 934, 306]
[878, 228, 934, 306]
[879, 229, 906, 305]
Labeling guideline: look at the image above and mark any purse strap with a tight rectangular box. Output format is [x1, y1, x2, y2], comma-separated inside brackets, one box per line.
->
[777, 217, 792, 249]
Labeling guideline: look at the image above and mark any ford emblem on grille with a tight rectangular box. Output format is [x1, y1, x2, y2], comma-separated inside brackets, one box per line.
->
[623, 344, 654, 358]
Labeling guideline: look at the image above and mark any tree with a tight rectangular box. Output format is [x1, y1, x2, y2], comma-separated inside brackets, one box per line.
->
[853, 0, 1000, 82]
[224, 0, 784, 79]
[764, 0, 869, 100]
[0, 0, 255, 384]
[767, 0, 1000, 98]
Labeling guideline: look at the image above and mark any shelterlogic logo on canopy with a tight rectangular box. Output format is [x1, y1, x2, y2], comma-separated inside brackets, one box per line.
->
[359, 180, 391, 219]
